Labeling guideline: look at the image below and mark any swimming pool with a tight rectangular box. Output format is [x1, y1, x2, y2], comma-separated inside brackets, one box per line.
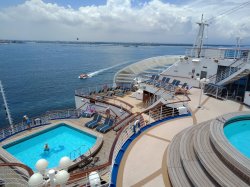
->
[224, 116, 250, 159]
[3, 124, 97, 170]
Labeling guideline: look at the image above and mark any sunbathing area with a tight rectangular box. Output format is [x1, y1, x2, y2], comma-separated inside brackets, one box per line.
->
[0, 77, 250, 186]
[115, 88, 250, 187]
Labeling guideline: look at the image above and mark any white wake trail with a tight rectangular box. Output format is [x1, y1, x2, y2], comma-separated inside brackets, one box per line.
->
[87, 60, 133, 77]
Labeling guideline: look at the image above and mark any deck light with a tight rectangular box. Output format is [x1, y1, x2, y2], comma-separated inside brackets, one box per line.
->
[30, 157, 71, 187]
[59, 156, 72, 170]
[28, 173, 44, 187]
[35, 159, 48, 174]
[55, 170, 70, 187]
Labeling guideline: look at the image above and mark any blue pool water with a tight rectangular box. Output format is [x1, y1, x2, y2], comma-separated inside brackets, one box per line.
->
[224, 117, 250, 159]
[3, 124, 96, 170]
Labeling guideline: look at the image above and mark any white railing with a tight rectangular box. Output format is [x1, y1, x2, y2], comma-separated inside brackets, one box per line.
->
[111, 120, 137, 167]
[67, 104, 186, 186]
[0, 109, 81, 142]
[209, 57, 247, 84]
[204, 84, 228, 100]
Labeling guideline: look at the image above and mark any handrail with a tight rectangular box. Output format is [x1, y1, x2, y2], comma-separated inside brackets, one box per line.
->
[67, 112, 141, 183]
[76, 95, 132, 114]
[111, 98, 134, 108]
[141, 94, 191, 114]
[208, 56, 246, 83]
[112, 113, 134, 131]
[0, 163, 34, 177]
[0, 108, 82, 142]
[68, 97, 185, 184]
[76, 101, 89, 110]
[68, 88, 191, 185]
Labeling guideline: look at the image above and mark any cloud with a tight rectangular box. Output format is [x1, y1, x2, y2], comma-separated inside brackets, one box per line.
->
[0, 0, 249, 44]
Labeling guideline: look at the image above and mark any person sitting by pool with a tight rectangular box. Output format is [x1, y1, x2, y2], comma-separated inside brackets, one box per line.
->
[44, 143, 50, 152]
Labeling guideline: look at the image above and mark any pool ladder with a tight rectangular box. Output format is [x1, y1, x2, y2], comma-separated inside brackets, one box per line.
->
[69, 145, 91, 160]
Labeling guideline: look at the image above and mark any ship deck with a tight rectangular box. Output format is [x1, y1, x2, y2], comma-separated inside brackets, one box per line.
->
[114, 87, 250, 187]
[0, 87, 249, 186]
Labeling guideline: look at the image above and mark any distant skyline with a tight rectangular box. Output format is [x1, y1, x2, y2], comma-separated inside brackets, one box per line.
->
[0, 0, 250, 44]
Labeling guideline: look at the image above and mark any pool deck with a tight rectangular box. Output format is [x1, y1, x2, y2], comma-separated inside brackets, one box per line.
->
[0, 117, 116, 171]
[115, 88, 250, 187]
[1, 87, 250, 186]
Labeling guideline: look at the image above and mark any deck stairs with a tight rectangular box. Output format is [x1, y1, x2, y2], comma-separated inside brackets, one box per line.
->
[167, 120, 250, 187]
[216, 63, 250, 85]
[204, 83, 228, 100]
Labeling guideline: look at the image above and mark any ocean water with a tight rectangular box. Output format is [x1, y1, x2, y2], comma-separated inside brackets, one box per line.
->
[0, 42, 187, 128]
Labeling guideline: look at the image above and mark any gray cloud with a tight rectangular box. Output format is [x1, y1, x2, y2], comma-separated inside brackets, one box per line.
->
[0, 0, 249, 44]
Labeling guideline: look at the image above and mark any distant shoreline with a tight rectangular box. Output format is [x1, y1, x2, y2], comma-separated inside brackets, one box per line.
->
[1, 39, 245, 47]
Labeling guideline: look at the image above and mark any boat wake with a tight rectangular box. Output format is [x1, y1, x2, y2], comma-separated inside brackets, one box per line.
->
[87, 60, 134, 78]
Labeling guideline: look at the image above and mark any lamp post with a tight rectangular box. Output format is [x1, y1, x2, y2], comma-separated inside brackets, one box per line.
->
[28, 157, 71, 187]
[197, 78, 209, 108]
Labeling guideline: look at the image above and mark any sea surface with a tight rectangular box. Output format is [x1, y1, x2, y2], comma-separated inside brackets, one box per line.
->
[0, 42, 188, 128]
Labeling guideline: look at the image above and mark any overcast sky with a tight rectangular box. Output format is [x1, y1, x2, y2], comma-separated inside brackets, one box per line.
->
[0, 0, 250, 44]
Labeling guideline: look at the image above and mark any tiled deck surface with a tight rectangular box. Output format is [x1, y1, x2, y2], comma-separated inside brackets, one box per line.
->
[116, 88, 250, 187]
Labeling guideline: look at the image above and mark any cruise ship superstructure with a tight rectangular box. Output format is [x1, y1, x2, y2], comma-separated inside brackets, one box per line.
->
[115, 17, 250, 103]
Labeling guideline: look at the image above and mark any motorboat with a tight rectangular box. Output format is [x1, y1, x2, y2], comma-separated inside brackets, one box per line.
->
[79, 74, 89, 79]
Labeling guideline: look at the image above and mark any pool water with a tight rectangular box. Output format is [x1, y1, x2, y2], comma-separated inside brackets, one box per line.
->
[4, 124, 96, 170]
[224, 118, 250, 159]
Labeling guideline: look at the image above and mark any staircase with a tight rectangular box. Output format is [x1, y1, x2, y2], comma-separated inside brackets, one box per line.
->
[216, 63, 250, 85]
[167, 116, 250, 187]
[204, 83, 228, 100]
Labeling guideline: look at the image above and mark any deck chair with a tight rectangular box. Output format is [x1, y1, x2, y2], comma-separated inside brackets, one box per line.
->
[151, 75, 160, 85]
[144, 74, 156, 84]
[174, 80, 181, 87]
[96, 118, 114, 133]
[85, 114, 102, 128]
[155, 77, 170, 87]
[115, 89, 125, 97]
[164, 79, 177, 90]
[175, 83, 190, 95]
[181, 83, 188, 89]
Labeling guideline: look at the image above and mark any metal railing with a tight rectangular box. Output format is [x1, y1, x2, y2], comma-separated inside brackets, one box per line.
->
[208, 56, 247, 84]
[216, 62, 247, 83]
[111, 114, 142, 168]
[67, 101, 186, 185]
[69, 145, 91, 161]
[0, 108, 82, 142]
[204, 83, 228, 100]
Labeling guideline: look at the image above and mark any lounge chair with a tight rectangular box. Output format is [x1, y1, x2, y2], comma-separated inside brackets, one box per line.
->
[96, 118, 114, 133]
[85, 114, 102, 129]
[155, 77, 170, 87]
[174, 80, 181, 87]
[144, 74, 156, 84]
[164, 79, 177, 90]
[151, 75, 160, 85]
[115, 89, 125, 97]
[175, 83, 190, 95]
[181, 83, 188, 89]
